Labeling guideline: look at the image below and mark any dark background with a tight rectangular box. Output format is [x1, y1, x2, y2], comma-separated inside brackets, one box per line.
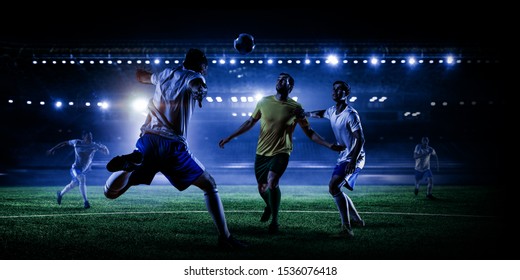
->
[0, 8, 504, 187]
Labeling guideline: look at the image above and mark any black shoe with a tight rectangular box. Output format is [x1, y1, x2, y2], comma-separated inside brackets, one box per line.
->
[106, 150, 143, 172]
[414, 189, 419, 196]
[260, 207, 271, 222]
[84, 201, 91, 209]
[56, 191, 62, 205]
[426, 194, 437, 200]
[218, 235, 249, 250]
[268, 223, 280, 234]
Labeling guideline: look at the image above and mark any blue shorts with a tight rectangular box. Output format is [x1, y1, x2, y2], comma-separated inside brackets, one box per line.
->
[415, 169, 433, 182]
[332, 161, 362, 190]
[70, 167, 85, 184]
[132, 133, 205, 191]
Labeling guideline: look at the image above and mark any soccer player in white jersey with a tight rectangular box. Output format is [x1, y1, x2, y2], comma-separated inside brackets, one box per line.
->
[305, 80, 366, 238]
[414, 136, 439, 199]
[104, 48, 247, 250]
[47, 131, 109, 209]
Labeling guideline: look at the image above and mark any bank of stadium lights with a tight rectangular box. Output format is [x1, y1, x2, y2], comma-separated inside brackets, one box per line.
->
[32, 54, 470, 65]
[49, 100, 109, 109]
[230, 112, 253, 117]
[369, 96, 387, 103]
[403, 111, 422, 118]
[229, 95, 295, 103]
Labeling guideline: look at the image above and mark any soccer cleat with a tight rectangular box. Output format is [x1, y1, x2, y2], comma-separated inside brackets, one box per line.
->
[56, 191, 62, 205]
[338, 178, 353, 191]
[414, 188, 419, 196]
[218, 235, 249, 250]
[426, 194, 437, 200]
[84, 201, 91, 209]
[351, 219, 365, 227]
[106, 150, 143, 172]
[260, 207, 271, 222]
[267, 223, 280, 234]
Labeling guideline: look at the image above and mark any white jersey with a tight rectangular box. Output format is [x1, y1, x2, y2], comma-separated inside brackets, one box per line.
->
[140, 66, 205, 140]
[69, 139, 107, 173]
[414, 144, 436, 171]
[324, 104, 365, 168]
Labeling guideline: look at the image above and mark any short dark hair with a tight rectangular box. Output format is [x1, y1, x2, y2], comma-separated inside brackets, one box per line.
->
[279, 72, 294, 86]
[183, 48, 208, 71]
[333, 80, 351, 95]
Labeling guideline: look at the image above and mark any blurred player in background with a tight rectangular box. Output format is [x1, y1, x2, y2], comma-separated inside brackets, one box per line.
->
[219, 73, 344, 234]
[104, 48, 247, 250]
[47, 131, 109, 209]
[305, 80, 366, 238]
[413, 136, 439, 199]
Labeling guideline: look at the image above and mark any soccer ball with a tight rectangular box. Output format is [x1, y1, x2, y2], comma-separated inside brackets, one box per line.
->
[234, 33, 255, 55]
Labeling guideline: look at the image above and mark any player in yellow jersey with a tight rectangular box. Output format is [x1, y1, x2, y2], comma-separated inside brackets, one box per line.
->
[219, 73, 344, 234]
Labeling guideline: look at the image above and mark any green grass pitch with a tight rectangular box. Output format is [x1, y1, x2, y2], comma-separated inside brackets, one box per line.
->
[0, 184, 509, 260]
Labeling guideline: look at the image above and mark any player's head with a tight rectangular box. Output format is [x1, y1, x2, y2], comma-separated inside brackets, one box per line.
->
[183, 48, 208, 75]
[82, 131, 93, 142]
[332, 80, 351, 101]
[421, 136, 429, 145]
[276, 72, 294, 94]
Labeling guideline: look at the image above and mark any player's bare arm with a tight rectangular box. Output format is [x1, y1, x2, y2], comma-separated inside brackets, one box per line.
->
[136, 69, 152, 84]
[218, 117, 259, 148]
[189, 78, 208, 108]
[47, 141, 70, 155]
[100, 145, 110, 155]
[304, 109, 326, 118]
[345, 129, 365, 174]
[300, 124, 345, 152]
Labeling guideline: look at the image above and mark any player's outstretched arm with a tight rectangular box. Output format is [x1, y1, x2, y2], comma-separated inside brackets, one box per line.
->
[300, 125, 345, 152]
[46, 141, 70, 155]
[136, 69, 152, 84]
[219, 117, 259, 148]
[345, 129, 365, 174]
[100, 144, 110, 155]
[304, 109, 326, 118]
[189, 78, 208, 108]
[433, 150, 440, 172]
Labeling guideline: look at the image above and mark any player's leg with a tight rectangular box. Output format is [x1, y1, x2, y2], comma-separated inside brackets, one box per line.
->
[266, 171, 282, 234]
[345, 195, 364, 227]
[329, 163, 354, 237]
[76, 173, 90, 208]
[258, 183, 271, 222]
[104, 170, 141, 199]
[161, 136, 247, 249]
[255, 154, 271, 222]
[192, 172, 228, 235]
[190, 171, 248, 249]
[106, 149, 143, 172]
[344, 167, 365, 226]
[425, 170, 435, 199]
[414, 170, 422, 196]
[57, 169, 79, 204]
[60, 181, 76, 195]
[426, 178, 433, 196]
[330, 180, 352, 226]
[265, 153, 289, 234]
[105, 136, 152, 199]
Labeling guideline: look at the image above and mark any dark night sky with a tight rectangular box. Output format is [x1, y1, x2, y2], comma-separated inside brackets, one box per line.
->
[1, 8, 503, 50]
